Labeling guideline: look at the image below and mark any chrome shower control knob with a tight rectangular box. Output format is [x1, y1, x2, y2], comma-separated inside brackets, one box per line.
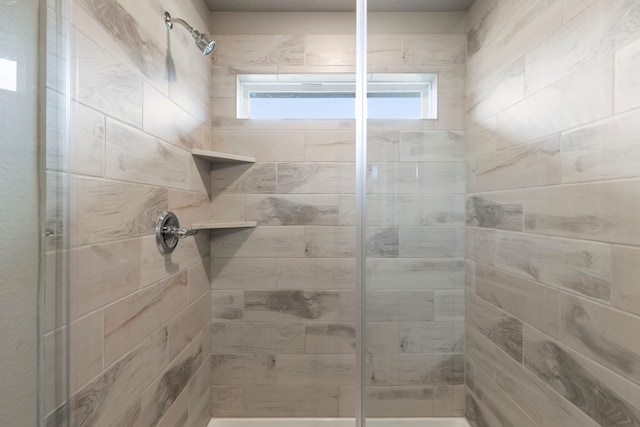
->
[155, 211, 198, 255]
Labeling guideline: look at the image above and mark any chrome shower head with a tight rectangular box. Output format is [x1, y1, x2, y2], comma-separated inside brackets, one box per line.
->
[164, 11, 216, 55]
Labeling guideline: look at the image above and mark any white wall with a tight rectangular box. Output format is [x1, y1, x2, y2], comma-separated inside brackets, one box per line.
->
[0, 0, 39, 425]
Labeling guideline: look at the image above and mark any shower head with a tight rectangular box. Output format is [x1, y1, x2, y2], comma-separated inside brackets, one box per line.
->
[164, 11, 216, 55]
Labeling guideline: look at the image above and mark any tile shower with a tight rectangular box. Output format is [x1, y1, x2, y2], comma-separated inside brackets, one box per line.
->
[38, 0, 640, 427]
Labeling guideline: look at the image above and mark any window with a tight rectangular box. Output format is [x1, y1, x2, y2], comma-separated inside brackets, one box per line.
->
[236, 73, 437, 120]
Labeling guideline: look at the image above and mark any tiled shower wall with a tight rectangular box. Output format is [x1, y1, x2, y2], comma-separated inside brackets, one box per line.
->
[465, 0, 640, 425]
[208, 13, 467, 417]
[45, 0, 213, 425]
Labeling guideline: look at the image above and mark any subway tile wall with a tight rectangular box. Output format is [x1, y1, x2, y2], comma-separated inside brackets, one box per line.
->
[209, 17, 467, 417]
[465, 0, 640, 425]
[44, 0, 213, 425]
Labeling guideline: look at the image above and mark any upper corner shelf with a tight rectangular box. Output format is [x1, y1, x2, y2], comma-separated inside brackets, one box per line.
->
[191, 149, 256, 164]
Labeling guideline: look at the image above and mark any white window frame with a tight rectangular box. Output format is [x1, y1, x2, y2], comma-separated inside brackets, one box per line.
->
[236, 73, 438, 119]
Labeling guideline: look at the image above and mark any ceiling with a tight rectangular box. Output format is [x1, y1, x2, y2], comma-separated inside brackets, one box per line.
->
[205, 0, 476, 12]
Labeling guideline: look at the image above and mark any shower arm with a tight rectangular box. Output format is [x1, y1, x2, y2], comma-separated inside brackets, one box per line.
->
[165, 12, 201, 39]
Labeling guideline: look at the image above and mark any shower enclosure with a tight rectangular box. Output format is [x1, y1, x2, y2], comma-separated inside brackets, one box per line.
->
[25, 0, 640, 426]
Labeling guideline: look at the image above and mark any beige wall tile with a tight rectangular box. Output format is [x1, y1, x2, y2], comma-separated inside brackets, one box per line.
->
[213, 290, 244, 320]
[367, 258, 465, 291]
[365, 386, 434, 417]
[168, 292, 211, 360]
[70, 311, 103, 394]
[212, 162, 277, 193]
[70, 239, 141, 319]
[277, 258, 355, 290]
[612, 245, 640, 316]
[71, 176, 168, 246]
[304, 226, 356, 257]
[168, 190, 211, 228]
[211, 385, 244, 417]
[140, 233, 207, 287]
[466, 192, 523, 232]
[276, 354, 356, 385]
[211, 321, 305, 354]
[399, 226, 465, 258]
[245, 195, 340, 226]
[242, 386, 339, 416]
[402, 34, 467, 66]
[104, 272, 188, 366]
[399, 131, 465, 162]
[616, 37, 640, 113]
[212, 129, 305, 162]
[305, 323, 356, 353]
[211, 257, 277, 290]
[211, 226, 305, 258]
[211, 35, 305, 66]
[277, 163, 355, 194]
[305, 130, 355, 162]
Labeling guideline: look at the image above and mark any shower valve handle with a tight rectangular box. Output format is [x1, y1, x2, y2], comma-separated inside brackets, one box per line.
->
[155, 211, 198, 255]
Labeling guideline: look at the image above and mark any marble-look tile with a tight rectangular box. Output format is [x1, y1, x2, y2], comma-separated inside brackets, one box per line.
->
[494, 231, 612, 301]
[563, 0, 597, 22]
[467, 57, 525, 123]
[245, 195, 340, 226]
[211, 354, 276, 385]
[435, 290, 465, 320]
[140, 232, 207, 288]
[560, 108, 640, 184]
[211, 386, 243, 417]
[305, 130, 355, 162]
[465, 324, 497, 380]
[212, 290, 243, 320]
[211, 194, 245, 222]
[399, 227, 465, 258]
[211, 35, 305, 66]
[466, 193, 523, 231]
[525, 0, 640, 94]
[211, 321, 305, 354]
[211, 129, 305, 162]
[476, 135, 561, 191]
[104, 272, 188, 366]
[211, 163, 277, 194]
[244, 291, 340, 322]
[366, 291, 435, 322]
[524, 179, 640, 246]
[494, 347, 600, 427]
[366, 226, 399, 257]
[402, 34, 467, 66]
[399, 131, 465, 162]
[434, 384, 465, 416]
[70, 311, 103, 394]
[140, 331, 205, 427]
[277, 163, 355, 194]
[435, 97, 466, 131]
[71, 176, 167, 246]
[471, 368, 538, 427]
[211, 257, 277, 290]
[168, 190, 210, 230]
[465, 227, 496, 266]
[277, 258, 355, 290]
[466, 116, 497, 160]
[524, 325, 640, 426]
[367, 258, 465, 290]
[305, 323, 356, 354]
[466, 294, 523, 362]
[365, 386, 434, 417]
[615, 34, 640, 112]
[476, 263, 560, 338]
[69, 328, 168, 427]
[76, 31, 143, 128]
[304, 226, 356, 257]
[560, 294, 640, 386]
[367, 130, 400, 162]
[367, 162, 465, 194]
[434, 195, 466, 226]
[367, 322, 401, 354]
[105, 118, 191, 190]
[276, 354, 356, 385]
[211, 226, 305, 258]
[142, 82, 204, 152]
[399, 321, 464, 353]
[242, 386, 339, 417]
[612, 245, 640, 316]
[497, 57, 613, 148]
[369, 354, 464, 386]
[69, 238, 141, 319]
[168, 292, 210, 360]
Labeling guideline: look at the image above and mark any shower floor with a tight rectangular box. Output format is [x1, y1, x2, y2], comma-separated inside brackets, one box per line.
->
[208, 418, 471, 427]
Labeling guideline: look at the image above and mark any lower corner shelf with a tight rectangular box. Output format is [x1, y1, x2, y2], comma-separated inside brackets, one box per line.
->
[191, 221, 257, 230]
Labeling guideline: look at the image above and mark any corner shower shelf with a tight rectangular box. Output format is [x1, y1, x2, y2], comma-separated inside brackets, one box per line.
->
[191, 149, 256, 163]
[192, 221, 257, 230]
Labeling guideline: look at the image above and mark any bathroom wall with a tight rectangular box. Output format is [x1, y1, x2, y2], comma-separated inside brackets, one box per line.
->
[44, 0, 213, 425]
[208, 12, 467, 417]
[465, 0, 640, 425]
[0, 0, 39, 425]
